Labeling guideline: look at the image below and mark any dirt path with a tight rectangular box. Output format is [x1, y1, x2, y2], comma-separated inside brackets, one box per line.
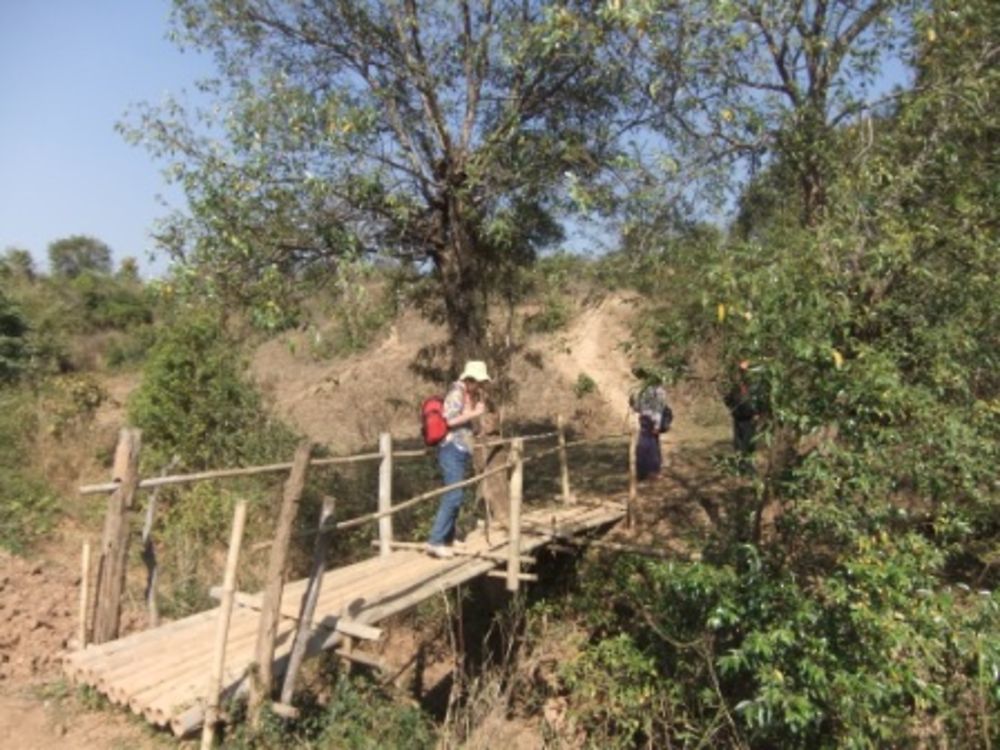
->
[0, 694, 156, 750]
[545, 294, 639, 431]
[0, 548, 156, 749]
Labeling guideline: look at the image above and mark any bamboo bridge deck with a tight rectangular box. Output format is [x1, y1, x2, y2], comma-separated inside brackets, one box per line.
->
[63, 499, 625, 737]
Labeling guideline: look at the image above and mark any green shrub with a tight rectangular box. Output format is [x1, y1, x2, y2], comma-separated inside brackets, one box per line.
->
[567, 543, 1000, 749]
[223, 672, 436, 749]
[574, 373, 597, 398]
[0, 389, 59, 552]
[0, 291, 31, 383]
[128, 311, 297, 470]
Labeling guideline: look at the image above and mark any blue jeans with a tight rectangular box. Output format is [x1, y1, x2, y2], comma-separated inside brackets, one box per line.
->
[428, 441, 470, 545]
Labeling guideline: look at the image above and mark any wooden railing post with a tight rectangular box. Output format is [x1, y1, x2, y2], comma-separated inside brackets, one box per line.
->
[281, 495, 336, 705]
[201, 500, 248, 750]
[249, 440, 313, 730]
[92, 428, 141, 644]
[77, 541, 91, 649]
[557, 414, 572, 504]
[377, 433, 393, 557]
[506, 438, 524, 593]
[627, 422, 637, 529]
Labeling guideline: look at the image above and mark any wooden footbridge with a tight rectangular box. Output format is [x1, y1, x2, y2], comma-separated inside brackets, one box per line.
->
[64, 423, 635, 742]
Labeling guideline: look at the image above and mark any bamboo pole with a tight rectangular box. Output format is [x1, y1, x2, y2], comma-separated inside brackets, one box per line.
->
[332, 461, 510, 532]
[506, 438, 524, 593]
[249, 440, 313, 730]
[627, 421, 637, 529]
[557, 414, 572, 504]
[280, 495, 336, 705]
[92, 428, 141, 644]
[141, 456, 179, 629]
[201, 500, 248, 750]
[377, 433, 393, 557]
[78, 541, 91, 649]
[78, 431, 568, 496]
[78, 452, 377, 496]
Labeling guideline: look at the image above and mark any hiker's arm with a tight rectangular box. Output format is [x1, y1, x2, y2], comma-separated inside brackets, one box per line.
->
[447, 400, 485, 427]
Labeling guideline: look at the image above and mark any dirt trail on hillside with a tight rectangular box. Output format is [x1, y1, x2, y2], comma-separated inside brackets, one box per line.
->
[544, 294, 638, 431]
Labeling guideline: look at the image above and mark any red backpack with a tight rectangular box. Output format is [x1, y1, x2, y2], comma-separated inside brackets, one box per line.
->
[421, 396, 449, 446]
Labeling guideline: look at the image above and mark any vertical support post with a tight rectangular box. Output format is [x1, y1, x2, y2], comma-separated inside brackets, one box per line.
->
[77, 541, 91, 649]
[201, 500, 248, 750]
[377, 433, 393, 557]
[280, 495, 336, 705]
[627, 422, 637, 529]
[142, 455, 179, 629]
[557, 414, 572, 504]
[249, 440, 313, 730]
[506, 438, 524, 593]
[92, 428, 141, 644]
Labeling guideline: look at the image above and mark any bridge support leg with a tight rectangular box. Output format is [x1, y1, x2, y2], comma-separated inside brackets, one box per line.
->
[557, 414, 573, 505]
[377, 433, 393, 557]
[249, 440, 313, 730]
[201, 500, 248, 750]
[627, 422, 637, 528]
[506, 439, 524, 592]
[281, 495, 336, 705]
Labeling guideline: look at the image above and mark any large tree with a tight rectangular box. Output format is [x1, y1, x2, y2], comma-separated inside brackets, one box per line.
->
[125, 1, 623, 367]
[47, 235, 113, 279]
[633, 0, 917, 226]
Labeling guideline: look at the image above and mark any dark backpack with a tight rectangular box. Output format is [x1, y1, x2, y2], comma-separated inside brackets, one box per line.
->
[421, 396, 449, 446]
[660, 404, 673, 433]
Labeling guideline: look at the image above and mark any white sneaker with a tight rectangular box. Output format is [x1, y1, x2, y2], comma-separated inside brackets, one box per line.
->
[426, 544, 455, 559]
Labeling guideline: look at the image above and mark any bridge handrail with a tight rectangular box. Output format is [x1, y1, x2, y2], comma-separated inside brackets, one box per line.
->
[246, 431, 631, 550]
[77, 431, 563, 496]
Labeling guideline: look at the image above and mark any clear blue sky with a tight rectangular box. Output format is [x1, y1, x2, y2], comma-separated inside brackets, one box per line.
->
[0, 1, 211, 278]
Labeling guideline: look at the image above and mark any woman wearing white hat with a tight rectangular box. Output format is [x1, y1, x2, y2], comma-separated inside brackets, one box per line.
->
[426, 360, 491, 558]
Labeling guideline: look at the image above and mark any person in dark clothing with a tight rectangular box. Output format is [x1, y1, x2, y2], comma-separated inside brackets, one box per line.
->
[629, 369, 673, 481]
[725, 360, 760, 471]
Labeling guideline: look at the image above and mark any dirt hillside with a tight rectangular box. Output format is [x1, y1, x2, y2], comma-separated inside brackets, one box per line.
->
[252, 292, 645, 453]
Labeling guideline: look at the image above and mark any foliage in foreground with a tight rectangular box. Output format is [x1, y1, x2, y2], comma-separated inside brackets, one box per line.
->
[0, 389, 58, 552]
[564, 543, 999, 749]
[223, 672, 436, 750]
[558, 2, 999, 747]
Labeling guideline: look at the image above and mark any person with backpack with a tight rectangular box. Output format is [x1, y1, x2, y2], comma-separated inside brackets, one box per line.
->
[425, 360, 491, 558]
[629, 368, 672, 481]
[724, 359, 761, 473]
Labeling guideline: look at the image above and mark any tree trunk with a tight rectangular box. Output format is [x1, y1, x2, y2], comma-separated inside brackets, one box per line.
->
[435, 199, 488, 373]
[473, 411, 508, 526]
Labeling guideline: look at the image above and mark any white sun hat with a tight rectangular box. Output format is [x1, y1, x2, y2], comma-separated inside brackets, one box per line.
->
[459, 360, 491, 382]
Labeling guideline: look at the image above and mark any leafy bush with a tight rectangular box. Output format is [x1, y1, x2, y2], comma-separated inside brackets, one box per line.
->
[128, 311, 297, 470]
[0, 390, 59, 552]
[565, 545, 1000, 749]
[0, 291, 31, 383]
[69, 271, 154, 331]
[224, 672, 436, 749]
[574, 373, 597, 398]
